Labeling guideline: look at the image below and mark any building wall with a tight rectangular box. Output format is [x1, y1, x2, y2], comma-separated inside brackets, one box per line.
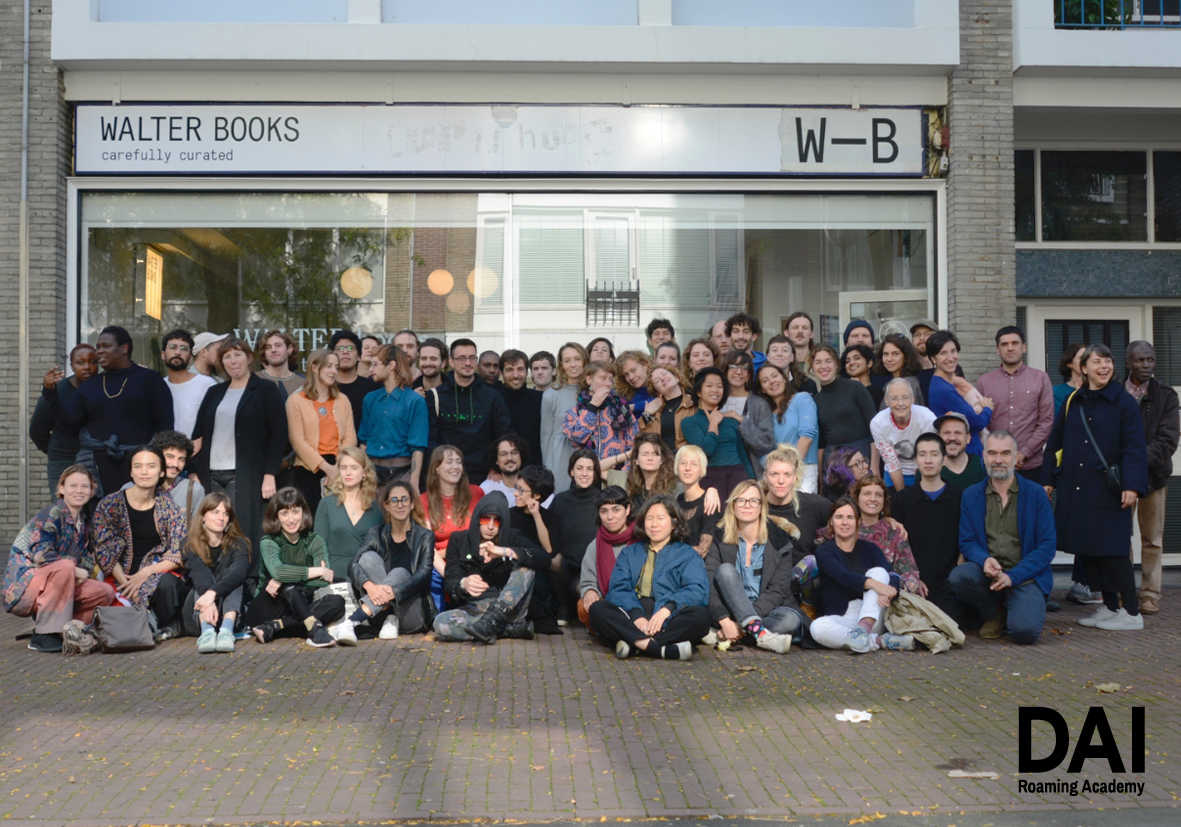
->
[946, 0, 1016, 379]
[0, 1, 71, 540]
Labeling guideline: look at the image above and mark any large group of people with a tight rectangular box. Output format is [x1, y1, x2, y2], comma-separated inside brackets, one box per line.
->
[11, 313, 1177, 659]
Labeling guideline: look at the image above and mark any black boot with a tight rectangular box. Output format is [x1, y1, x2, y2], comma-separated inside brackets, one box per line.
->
[466, 605, 509, 644]
[502, 620, 535, 640]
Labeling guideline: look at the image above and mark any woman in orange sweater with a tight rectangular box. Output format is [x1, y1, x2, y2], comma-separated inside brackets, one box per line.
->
[285, 349, 357, 514]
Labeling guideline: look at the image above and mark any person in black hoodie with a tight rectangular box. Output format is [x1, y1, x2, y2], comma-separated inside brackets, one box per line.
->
[181, 492, 252, 653]
[497, 349, 543, 467]
[434, 492, 545, 643]
[427, 339, 511, 483]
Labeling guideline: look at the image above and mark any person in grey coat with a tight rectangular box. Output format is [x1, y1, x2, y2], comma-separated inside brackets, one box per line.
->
[346, 479, 437, 637]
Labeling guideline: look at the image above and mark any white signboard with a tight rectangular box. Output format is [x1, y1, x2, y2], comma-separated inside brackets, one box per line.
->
[75, 104, 926, 176]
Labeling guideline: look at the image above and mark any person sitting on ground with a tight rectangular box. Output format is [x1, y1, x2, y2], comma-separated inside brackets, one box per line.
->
[420, 444, 484, 614]
[435, 492, 544, 643]
[948, 431, 1055, 644]
[510, 465, 563, 634]
[245, 487, 343, 648]
[673, 444, 721, 558]
[869, 378, 936, 491]
[762, 444, 832, 562]
[182, 492, 251, 653]
[821, 445, 870, 502]
[811, 498, 913, 653]
[547, 449, 604, 623]
[625, 433, 677, 512]
[346, 480, 437, 639]
[705, 480, 800, 653]
[314, 446, 383, 585]
[92, 445, 188, 639]
[891, 434, 964, 620]
[820, 475, 922, 594]
[5, 465, 116, 653]
[587, 495, 711, 660]
[576, 486, 634, 626]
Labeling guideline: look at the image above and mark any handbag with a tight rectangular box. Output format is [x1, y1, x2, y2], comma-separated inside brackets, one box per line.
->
[1076, 403, 1123, 496]
[91, 605, 156, 652]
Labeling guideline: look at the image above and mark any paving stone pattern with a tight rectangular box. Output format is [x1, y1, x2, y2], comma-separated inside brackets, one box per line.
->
[0, 597, 1176, 825]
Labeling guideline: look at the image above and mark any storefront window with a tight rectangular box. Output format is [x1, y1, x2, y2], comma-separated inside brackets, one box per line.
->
[80, 190, 934, 368]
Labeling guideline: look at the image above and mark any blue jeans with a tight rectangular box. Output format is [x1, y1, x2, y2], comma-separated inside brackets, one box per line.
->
[948, 562, 1045, 645]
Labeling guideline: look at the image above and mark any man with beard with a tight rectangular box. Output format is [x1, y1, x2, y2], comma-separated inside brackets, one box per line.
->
[497, 349, 543, 466]
[936, 412, 985, 493]
[161, 329, 217, 438]
[480, 434, 528, 505]
[393, 329, 421, 382]
[65, 325, 174, 493]
[949, 431, 1055, 644]
[975, 326, 1054, 483]
[254, 329, 304, 398]
[413, 338, 447, 395]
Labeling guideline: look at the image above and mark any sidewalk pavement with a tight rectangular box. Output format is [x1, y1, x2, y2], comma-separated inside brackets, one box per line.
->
[0, 581, 1175, 825]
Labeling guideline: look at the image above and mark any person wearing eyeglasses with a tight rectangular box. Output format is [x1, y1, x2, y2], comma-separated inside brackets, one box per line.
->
[329, 330, 379, 437]
[704, 480, 800, 654]
[346, 480, 437, 639]
[426, 339, 512, 484]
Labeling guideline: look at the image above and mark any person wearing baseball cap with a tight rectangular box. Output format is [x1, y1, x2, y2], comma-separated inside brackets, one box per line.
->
[910, 319, 937, 370]
[192, 332, 229, 379]
[934, 412, 985, 492]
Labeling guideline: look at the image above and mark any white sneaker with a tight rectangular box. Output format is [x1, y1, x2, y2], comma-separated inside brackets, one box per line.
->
[1077, 605, 1117, 627]
[701, 629, 718, 646]
[846, 627, 875, 654]
[332, 620, 358, 646]
[1094, 608, 1144, 631]
[755, 630, 792, 654]
[378, 614, 400, 640]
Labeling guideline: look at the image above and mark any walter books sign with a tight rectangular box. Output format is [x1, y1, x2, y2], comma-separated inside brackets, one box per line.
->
[75, 104, 926, 177]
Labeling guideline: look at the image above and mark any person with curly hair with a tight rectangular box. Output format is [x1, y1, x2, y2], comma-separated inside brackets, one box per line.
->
[562, 361, 638, 478]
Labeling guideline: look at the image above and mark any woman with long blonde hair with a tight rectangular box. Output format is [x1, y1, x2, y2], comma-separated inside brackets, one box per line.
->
[181, 492, 252, 653]
[313, 445, 382, 585]
[704, 479, 801, 653]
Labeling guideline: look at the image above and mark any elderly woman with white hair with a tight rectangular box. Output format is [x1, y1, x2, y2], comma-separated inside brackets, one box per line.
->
[869, 378, 937, 491]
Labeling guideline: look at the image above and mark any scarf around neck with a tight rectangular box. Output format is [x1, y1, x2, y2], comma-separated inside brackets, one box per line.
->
[595, 521, 635, 594]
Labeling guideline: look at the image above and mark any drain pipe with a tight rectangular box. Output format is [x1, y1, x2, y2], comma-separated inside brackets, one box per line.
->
[17, 0, 31, 523]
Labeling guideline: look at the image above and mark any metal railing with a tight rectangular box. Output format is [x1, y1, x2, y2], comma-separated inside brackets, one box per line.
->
[1056, 0, 1181, 28]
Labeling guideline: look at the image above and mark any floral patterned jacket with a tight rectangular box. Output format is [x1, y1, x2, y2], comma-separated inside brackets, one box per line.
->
[562, 390, 639, 469]
[91, 490, 187, 607]
[3, 501, 95, 613]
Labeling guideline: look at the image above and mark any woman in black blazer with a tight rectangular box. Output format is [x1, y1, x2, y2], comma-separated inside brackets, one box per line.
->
[191, 339, 288, 556]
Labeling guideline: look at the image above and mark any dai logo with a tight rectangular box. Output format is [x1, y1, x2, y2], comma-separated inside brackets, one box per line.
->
[1019, 706, 1144, 773]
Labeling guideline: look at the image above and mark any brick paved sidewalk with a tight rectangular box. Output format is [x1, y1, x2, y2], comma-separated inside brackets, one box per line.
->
[0, 591, 1176, 825]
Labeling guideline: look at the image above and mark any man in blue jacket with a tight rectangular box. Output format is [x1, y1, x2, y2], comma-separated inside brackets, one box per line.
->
[949, 430, 1055, 644]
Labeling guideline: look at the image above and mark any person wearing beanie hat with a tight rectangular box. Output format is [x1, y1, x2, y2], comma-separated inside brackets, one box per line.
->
[843, 319, 875, 349]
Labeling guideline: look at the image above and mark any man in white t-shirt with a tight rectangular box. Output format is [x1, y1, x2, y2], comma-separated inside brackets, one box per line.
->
[870, 377, 936, 491]
[161, 329, 217, 437]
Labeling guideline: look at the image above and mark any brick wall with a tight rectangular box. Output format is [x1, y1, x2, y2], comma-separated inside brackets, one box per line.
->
[0, 1, 70, 539]
[946, 0, 1016, 380]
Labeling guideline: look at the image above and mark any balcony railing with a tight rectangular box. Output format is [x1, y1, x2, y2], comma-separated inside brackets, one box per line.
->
[1055, 0, 1181, 28]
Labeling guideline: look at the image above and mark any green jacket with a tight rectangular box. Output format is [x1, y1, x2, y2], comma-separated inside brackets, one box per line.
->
[256, 531, 330, 596]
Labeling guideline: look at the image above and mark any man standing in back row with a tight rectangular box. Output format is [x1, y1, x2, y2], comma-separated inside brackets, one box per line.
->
[1124, 340, 1179, 615]
[428, 338, 511, 483]
[975, 326, 1054, 483]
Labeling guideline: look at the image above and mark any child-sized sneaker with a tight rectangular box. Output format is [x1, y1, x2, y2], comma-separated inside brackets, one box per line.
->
[878, 632, 915, 651]
[196, 628, 217, 654]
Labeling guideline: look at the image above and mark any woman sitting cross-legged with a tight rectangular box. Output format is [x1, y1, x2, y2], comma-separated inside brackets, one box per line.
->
[245, 487, 344, 648]
[811, 497, 914, 654]
[346, 480, 437, 639]
[434, 492, 546, 644]
[587, 495, 711, 660]
[5, 465, 116, 653]
[704, 480, 802, 654]
[182, 492, 251, 653]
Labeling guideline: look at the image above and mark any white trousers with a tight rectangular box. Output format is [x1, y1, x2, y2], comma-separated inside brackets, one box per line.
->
[810, 566, 889, 650]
